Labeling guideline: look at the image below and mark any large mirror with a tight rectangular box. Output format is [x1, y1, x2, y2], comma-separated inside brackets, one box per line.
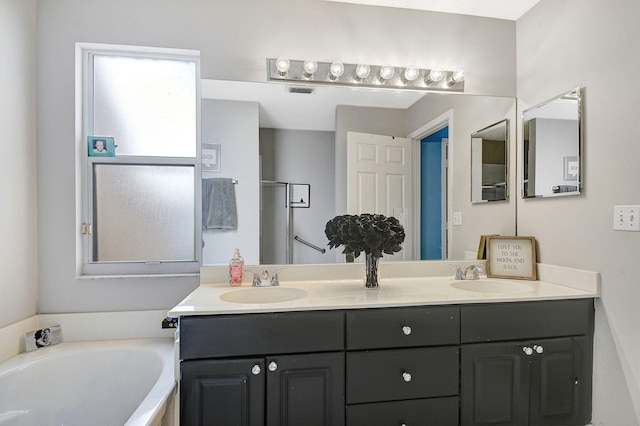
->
[201, 80, 517, 265]
[471, 119, 509, 203]
[522, 87, 583, 198]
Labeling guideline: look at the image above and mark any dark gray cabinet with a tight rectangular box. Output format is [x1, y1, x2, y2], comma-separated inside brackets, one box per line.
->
[180, 311, 345, 426]
[460, 299, 594, 426]
[345, 306, 460, 426]
[181, 358, 264, 426]
[179, 298, 594, 426]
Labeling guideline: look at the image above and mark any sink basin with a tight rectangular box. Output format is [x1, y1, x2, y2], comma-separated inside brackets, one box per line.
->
[220, 287, 308, 304]
[451, 279, 535, 294]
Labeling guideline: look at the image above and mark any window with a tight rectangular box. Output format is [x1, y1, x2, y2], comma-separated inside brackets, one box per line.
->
[79, 44, 201, 276]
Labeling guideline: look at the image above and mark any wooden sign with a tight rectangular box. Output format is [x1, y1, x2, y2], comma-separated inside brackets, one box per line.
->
[486, 236, 537, 280]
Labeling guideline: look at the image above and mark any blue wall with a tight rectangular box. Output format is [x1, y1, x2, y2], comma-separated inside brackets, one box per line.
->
[420, 127, 448, 260]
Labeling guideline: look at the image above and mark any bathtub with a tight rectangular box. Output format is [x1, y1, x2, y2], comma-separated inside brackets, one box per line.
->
[0, 338, 176, 426]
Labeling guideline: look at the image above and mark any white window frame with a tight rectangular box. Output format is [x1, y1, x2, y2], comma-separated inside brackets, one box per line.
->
[76, 43, 202, 276]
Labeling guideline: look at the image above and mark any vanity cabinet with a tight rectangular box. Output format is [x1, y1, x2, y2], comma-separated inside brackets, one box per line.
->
[460, 299, 594, 426]
[180, 311, 345, 426]
[345, 306, 460, 426]
[178, 297, 594, 426]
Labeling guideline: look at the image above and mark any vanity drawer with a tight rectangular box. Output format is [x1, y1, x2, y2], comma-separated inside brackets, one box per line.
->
[346, 397, 459, 426]
[180, 310, 344, 360]
[461, 299, 594, 343]
[346, 346, 459, 404]
[346, 306, 459, 350]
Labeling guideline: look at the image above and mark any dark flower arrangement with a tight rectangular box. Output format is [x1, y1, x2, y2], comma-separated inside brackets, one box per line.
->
[325, 213, 405, 259]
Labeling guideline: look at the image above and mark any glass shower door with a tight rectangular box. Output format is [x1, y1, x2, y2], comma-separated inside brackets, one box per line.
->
[260, 181, 291, 264]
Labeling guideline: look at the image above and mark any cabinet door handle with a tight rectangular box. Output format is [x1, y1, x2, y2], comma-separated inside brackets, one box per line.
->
[402, 372, 412, 382]
[251, 364, 262, 375]
[522, 346, 533, 356]
[534, 345, 544, 354]
[268, 361, 278, 372]
[402, 326, 412, 335]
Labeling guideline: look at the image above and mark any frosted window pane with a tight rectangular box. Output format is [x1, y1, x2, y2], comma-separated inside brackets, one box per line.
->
[93, 55, 196, 157]
[93, 164, 195, 262]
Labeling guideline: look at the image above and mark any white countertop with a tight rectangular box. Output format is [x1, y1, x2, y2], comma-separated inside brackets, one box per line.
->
[168, 261, 600, 317]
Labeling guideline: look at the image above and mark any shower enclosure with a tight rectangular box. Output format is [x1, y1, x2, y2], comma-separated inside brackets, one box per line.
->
[260, 181, 291, 264]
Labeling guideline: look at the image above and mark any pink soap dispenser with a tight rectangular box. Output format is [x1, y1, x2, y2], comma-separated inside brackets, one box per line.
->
[229, 249, 244, 286]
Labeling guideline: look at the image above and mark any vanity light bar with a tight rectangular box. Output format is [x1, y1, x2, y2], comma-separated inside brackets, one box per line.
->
[267, 58, 465, 92]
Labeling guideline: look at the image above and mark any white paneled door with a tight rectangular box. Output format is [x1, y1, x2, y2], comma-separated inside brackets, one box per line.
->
[347, 131, 413, 261]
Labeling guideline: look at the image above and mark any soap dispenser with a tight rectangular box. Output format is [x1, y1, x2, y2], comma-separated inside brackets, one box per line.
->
[229, 249, 244, 286]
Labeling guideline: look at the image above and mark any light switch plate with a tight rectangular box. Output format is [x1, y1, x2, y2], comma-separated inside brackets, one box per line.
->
[613, 205, 640, 231]
[453, 211, 462, 226]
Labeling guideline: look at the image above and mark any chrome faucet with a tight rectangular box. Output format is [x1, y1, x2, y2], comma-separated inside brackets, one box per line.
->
[464, 264, 482, 280]
[451, 264, 482, 280]
[246, 268, 285, 287]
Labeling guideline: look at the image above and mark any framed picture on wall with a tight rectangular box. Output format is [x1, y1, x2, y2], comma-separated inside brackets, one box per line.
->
[564, 156, 578, 181]
[87, 136, 116, 157]
[202, 143, 221, 172]
[290, 184, 310, 208]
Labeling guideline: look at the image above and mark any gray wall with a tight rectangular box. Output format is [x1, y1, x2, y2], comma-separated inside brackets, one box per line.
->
[0, 0, 38, 328]
[202, 100, 261, 265]
[261, 129, 336, 264]
[517, 0, 640, 423]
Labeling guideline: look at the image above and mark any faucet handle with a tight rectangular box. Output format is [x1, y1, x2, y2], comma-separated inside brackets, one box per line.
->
[450, 264, 465, 280]
[270, 268, 286, 286]
[466, 264, 483, 279]
[244, 269, 262, 287]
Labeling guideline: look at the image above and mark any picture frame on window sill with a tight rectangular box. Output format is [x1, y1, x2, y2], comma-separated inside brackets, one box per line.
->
[485, 236, 537, 280]
[87, 136, 116, 157]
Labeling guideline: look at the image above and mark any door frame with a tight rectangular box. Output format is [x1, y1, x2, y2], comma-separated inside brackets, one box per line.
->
[408, 109, 454, 260]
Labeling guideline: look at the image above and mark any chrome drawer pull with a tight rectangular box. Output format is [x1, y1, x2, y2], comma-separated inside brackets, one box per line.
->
[402, 326, 412, 336]
[251, 364, 262, 375]
[522, 346, 533, 356]
[534, 345, 544, 354]
[268, 361, 278, 372]
[402, 372, 412, 382]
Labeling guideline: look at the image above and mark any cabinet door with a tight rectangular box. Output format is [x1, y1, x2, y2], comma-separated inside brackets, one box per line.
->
[461, 341, 530, 426]
[529, 336, 591, 426]
[181, 358, 264, 426]
[266, 352, 345, 426]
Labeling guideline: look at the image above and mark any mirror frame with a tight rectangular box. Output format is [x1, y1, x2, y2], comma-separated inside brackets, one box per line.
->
[521, 86, 583, 198]
[471, 118, 509, 203]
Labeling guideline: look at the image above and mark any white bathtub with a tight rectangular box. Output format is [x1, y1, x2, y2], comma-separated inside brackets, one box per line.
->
[0, 339, 176, 426]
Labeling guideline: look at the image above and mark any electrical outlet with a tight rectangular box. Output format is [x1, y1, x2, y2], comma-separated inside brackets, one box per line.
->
[613, 205, 640, 231]
[453, 211, 463, 226]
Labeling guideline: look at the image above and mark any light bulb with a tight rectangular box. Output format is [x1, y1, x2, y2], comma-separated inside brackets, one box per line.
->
[328, 61, 344, 81]
[275, 57, 290, 77]
[426, 67, 445, 85]
[379, 65, 395, 81]
[448, 69, 466, 86]
[302, 60, 318, 78]
[355, 64, 371, 80]
[402, 65, 420, 83]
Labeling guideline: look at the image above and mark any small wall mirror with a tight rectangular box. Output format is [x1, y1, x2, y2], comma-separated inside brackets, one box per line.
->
[522, 87, 583, 198]
[471, 119, 509, 203]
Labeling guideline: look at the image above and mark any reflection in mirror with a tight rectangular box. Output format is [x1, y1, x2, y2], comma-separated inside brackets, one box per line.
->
[522, 87, 583, 198]
[471, 119, 509, 203]
[201, 80, 517, 265]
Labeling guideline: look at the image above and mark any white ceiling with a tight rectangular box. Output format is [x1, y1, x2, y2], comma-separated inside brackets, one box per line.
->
[202, 79, 426, 132]
[324, 0, 541, 21]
